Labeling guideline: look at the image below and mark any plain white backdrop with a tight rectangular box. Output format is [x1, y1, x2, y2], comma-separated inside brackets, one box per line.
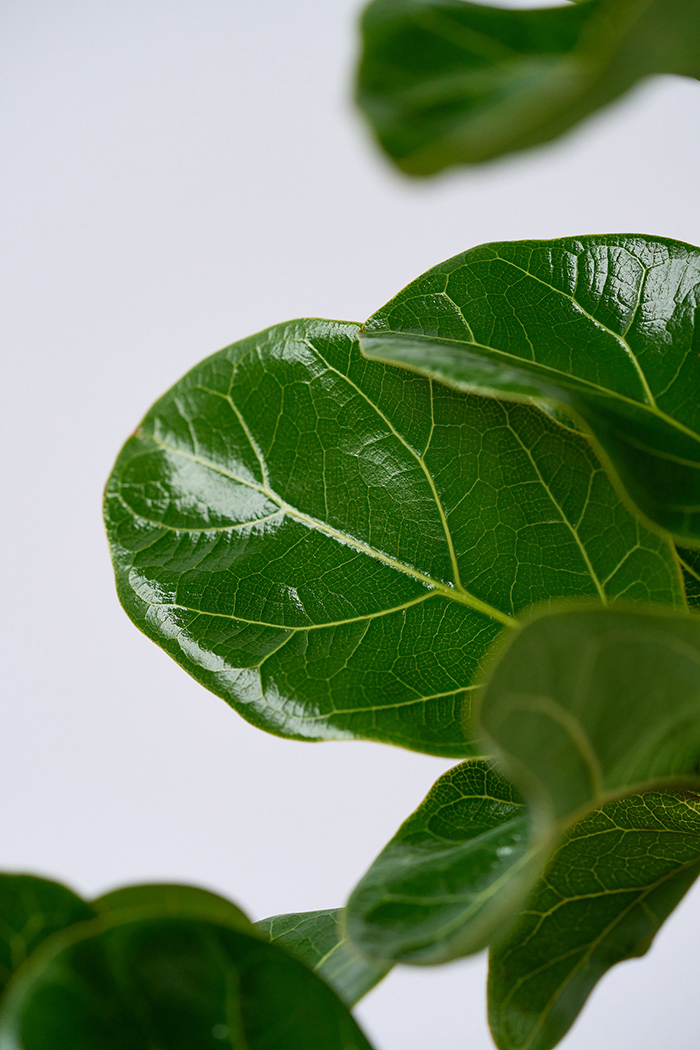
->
[2, 2, 700, 1047]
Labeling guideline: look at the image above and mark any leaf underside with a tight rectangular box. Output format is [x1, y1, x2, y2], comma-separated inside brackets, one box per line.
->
[105, 316, 682, 755]
[361, 234, 700, 544]
[357, 0, 700, 173]
[488, 792, 700, 1050]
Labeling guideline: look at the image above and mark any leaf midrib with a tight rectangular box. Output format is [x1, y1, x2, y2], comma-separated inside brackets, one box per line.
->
[138, 432, 514, 627]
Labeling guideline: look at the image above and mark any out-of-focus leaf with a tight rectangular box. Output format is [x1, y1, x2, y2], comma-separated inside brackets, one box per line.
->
[256, 908, 390, 1004]
[361, 234, 700, 544]
[0, 896, 375, 1050]
[0, 875, 95, 996]
[488, 791, 700, 1050]
[105, 318, 682, 756]
[94, 882, 253, 932]
[357, 0, 700, 174]
[346, 759, 535, 963]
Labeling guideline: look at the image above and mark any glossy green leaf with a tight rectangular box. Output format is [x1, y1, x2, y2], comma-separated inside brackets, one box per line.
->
[105, 318, 683, 755]
[357, 0, 700, 174]
[346, 759, 536, 963]
[256, 908, 390, 1005]
[361, 234, 700, 544]
[0, 875, 95, 996]
[0, 898, 375, 1050]
[488, 791, 700, 1050]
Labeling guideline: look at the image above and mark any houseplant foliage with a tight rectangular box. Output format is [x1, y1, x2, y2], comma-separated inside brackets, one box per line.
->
[356, 0, 700, 174]
[0, 875, 376, 1049]
[89, 232, 700, 1049]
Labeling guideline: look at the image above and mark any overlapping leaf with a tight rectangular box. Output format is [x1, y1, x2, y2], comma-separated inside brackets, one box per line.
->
[0, 880, 375, 1050]
[346, 759, 536, 963]
[488, 791, 700, 1050]
[256, 908, 390, 1004]
[356, 0, 700, 174]
[361, 234, 700, 543]
[0, 875, 95, 996]
[105, 317, 683, 754]
[345, 606, 700, 1048]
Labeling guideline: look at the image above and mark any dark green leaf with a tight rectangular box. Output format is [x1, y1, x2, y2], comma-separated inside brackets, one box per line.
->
[105, 318, 683, 755]
[0, 875, 95, 996]
[346, 759, 536, 963]
[94, 883, 253, 933]
[0, 902, 375, 1050]
[361, 234, 700, 543]
[677, 545, 700, 609]
[256, 908, 390, 1004]
[357, 0, 700, 174]
[488, 791, 700, 1050]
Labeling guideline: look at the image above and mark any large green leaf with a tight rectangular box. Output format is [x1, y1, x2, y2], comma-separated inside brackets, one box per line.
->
[356, 0, 700, 174]
[361, 234, 700, 544]
[488, 791, 700, 1050]
[0, 892, 375, 1050]
[256, 908, 390, 1005]
[677, 544, 700, 609]
[346, 759, 536, 963]
[105, 318, 683, 755]
[0, 875, 95, 996]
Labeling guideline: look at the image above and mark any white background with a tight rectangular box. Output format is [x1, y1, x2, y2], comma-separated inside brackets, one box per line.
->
[2, 2, 700, 1047]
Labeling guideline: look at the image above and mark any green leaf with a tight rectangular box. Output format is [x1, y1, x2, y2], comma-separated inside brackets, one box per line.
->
[677, 545, 700, 609]
[356, 0, 700, 174]
[256, 908, 390, 1005]
[479, 606, 700, 823]
[488, 791, 700, 1050]
[0, 899, 375, 1050]
[105, 318, 683, 755]
[0, 875, 95, 996]
[94, 883, 253, 933]
[361, 234, 700, 544]
[346, 759, 537, 963]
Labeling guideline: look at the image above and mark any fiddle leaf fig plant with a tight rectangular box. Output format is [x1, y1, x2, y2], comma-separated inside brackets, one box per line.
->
[356, 0, 700, 174]
[95, 233, 700, 1050]
[9, 233, 699, 1048]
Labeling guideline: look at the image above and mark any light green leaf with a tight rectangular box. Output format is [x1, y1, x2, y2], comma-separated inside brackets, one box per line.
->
[488, 791, 700, 1050]
[0, 895, 375, 1050]
[105, 318, 683, 755]
[346, 759, 536, 963]
[0, 875, 95, 996]
[356, 0, 700, 174]
[361, 234, 700, 544]
[256, 908, 390, 1004]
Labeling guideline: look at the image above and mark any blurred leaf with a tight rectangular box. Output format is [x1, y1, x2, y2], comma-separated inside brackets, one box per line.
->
[480, 606, 700, 822]
[105, 318, 682, 755]
[0, 875, 94, 996]
[357, 0, 700, 174]
[0, 897, 375, 1050]
[488, 791, 700, 1050]
[256, 908, 390, 1004]
[361, 234, 700, 544]
[95, 883, 253, 933]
